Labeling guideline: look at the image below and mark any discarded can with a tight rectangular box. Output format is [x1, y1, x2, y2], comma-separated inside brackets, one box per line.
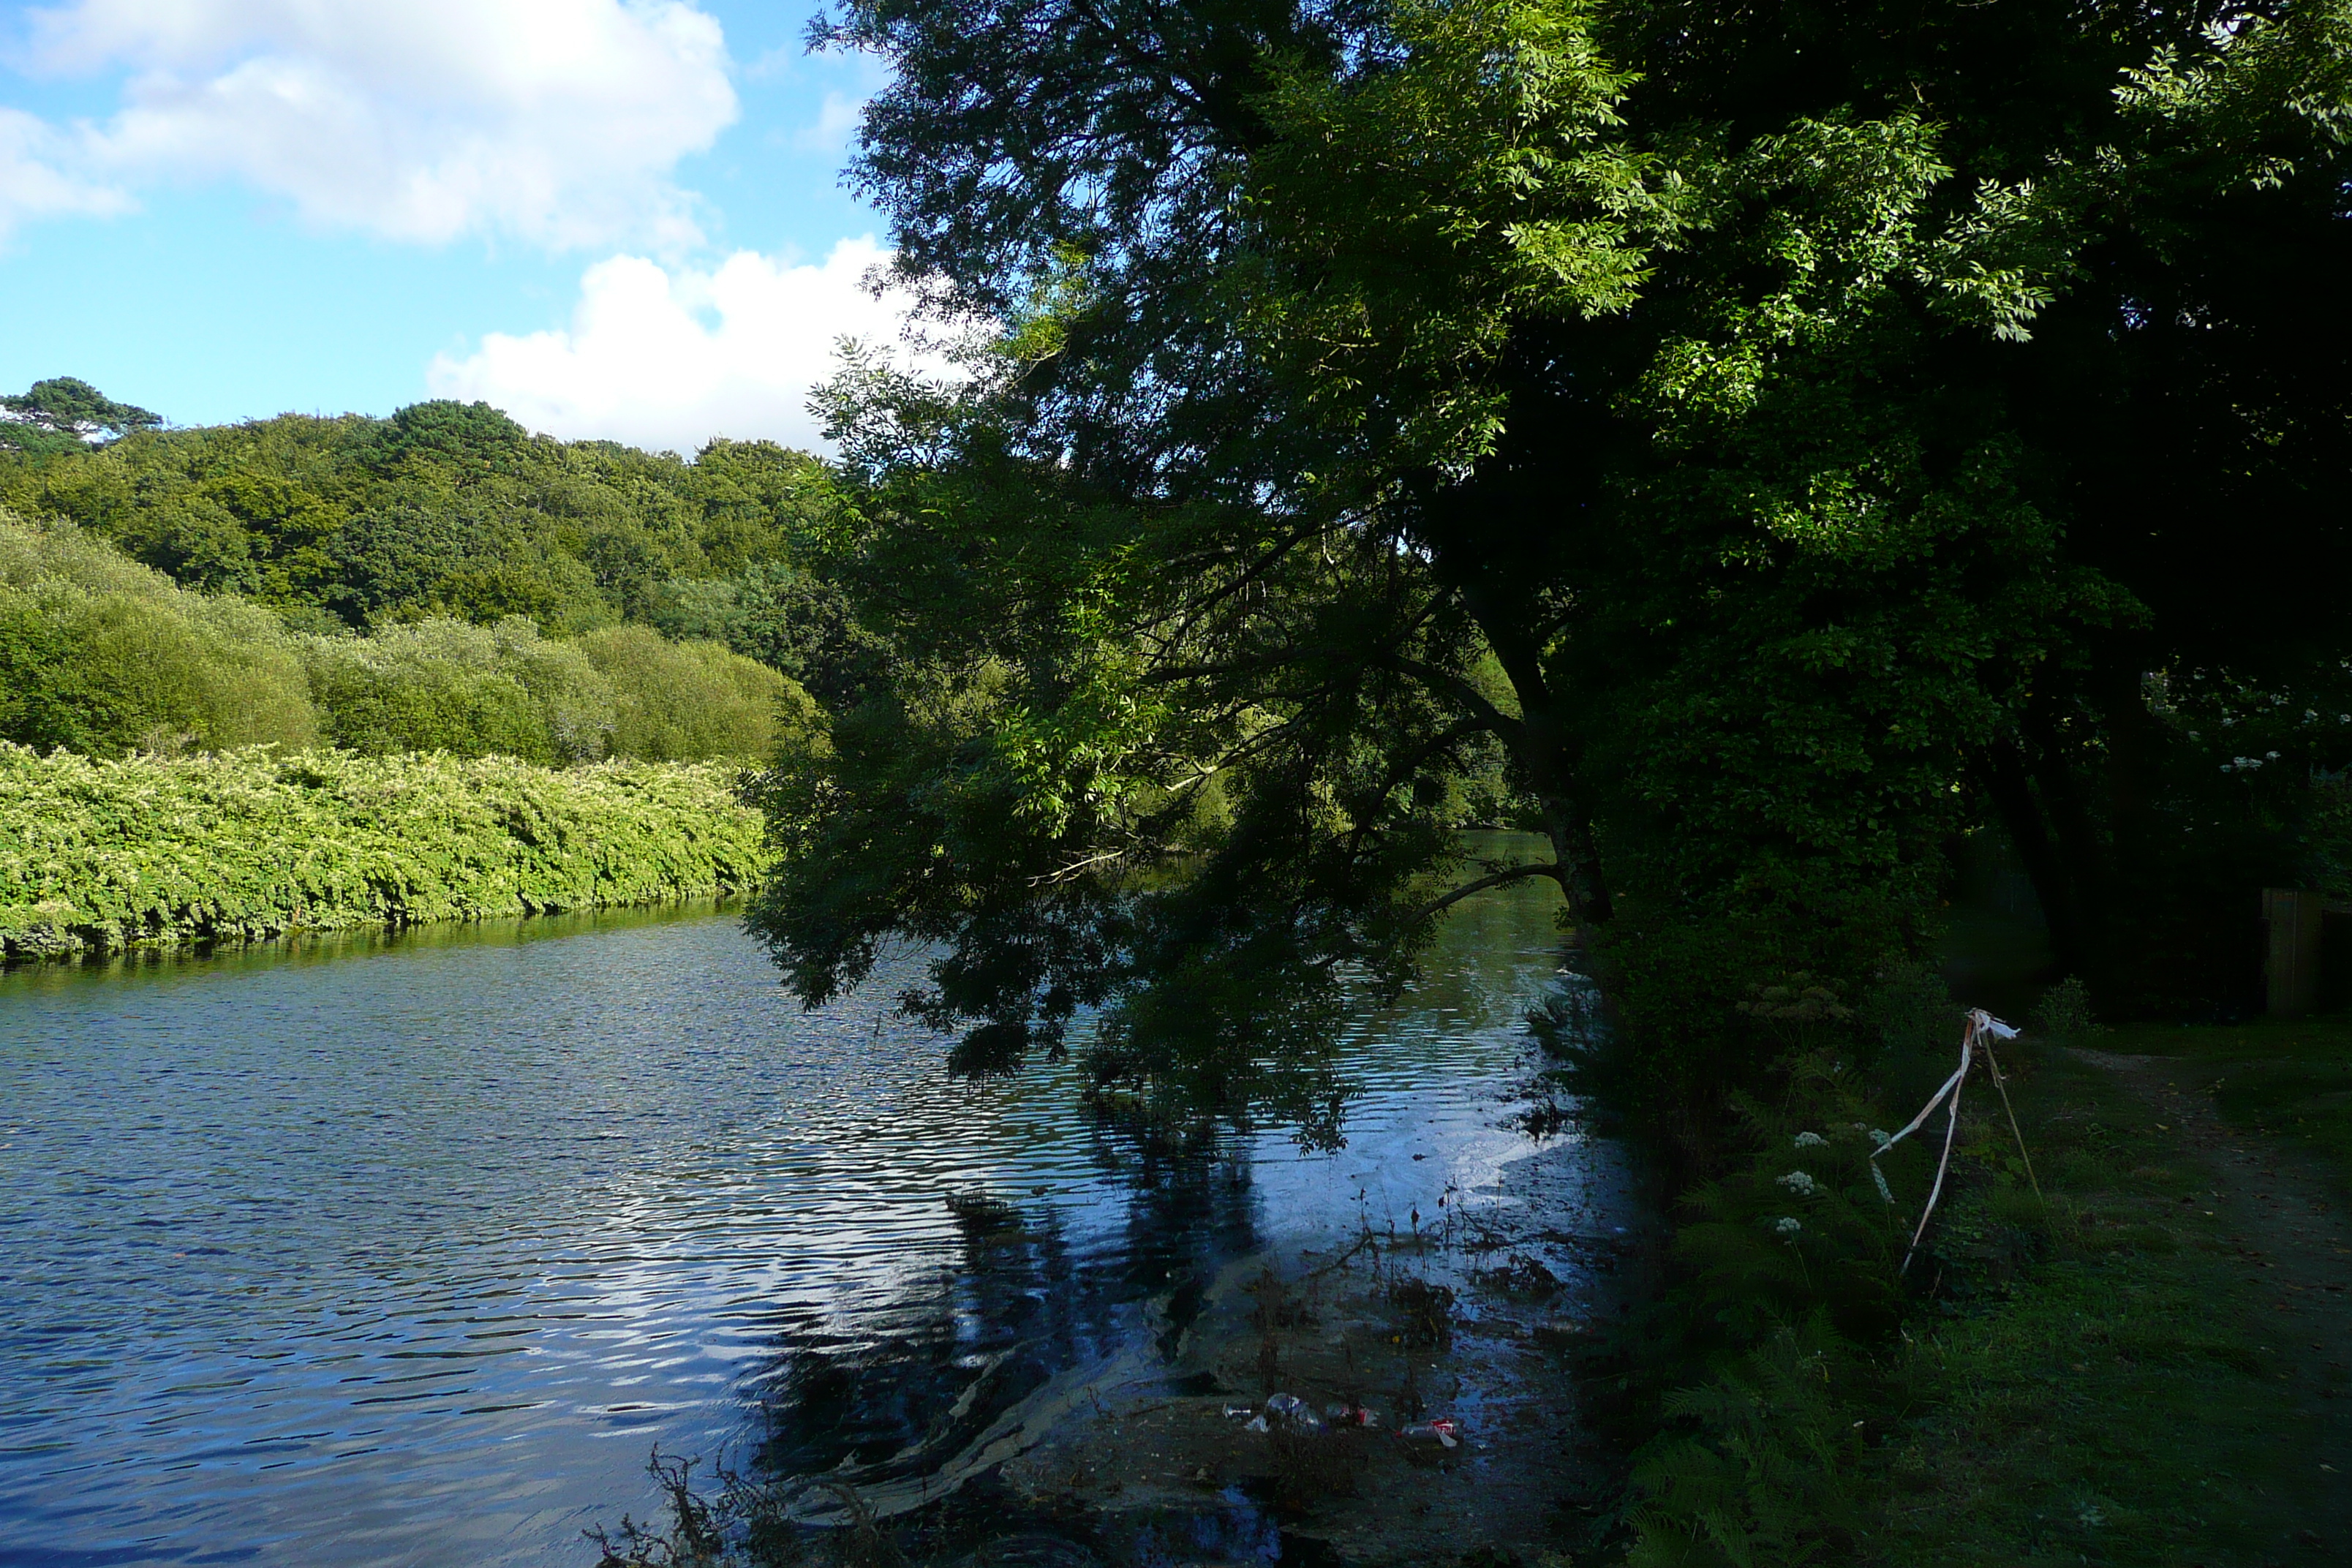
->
[1222, 1405, 1254, 1420]
[1402, 1417, 1461, 1450]
[1323, 1402, 1379, 1428]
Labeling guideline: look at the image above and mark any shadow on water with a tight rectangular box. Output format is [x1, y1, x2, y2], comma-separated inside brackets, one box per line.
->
[0, 834, 1635, 1568]
[607, 844, 1646, 1568]
[745, 1139, 1261, 1491]
[0, 897, 736, 987]
[606, 1084, 1648, 1568]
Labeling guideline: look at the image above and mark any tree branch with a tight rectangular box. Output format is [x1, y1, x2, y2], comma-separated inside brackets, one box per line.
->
[1344, 716, 1499, 851]
[1405, 862, 1566, 925]
[1378, 653, 1524, 743]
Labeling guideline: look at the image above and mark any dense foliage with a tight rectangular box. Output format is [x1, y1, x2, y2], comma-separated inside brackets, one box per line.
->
[753, 0, 2352, 1112]
[739, 8, 2352, 1556]
[0, 513, 811, 764]
[0, 377, 161, 463]
[0, 393, 859, 645]
[0, 744, 766, 962]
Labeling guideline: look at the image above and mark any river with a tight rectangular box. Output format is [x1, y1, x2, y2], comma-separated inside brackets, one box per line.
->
[0, 843, 1631, 1567]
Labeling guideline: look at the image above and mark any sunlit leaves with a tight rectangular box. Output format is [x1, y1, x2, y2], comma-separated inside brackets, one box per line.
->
[0, 745, 765, 961]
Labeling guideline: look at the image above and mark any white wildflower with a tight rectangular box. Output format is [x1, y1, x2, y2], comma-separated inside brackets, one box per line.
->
[1772, 1217, 1803, 1237]
[1869, 1164, 1893, 1204]
[1777, 1170, 1819, 1196]
[1793, 1131, 1828, 1149]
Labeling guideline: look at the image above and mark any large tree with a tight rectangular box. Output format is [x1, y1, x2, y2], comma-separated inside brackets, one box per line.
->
[751, 0, 2352, 1122]
[0, 377, 160, 461]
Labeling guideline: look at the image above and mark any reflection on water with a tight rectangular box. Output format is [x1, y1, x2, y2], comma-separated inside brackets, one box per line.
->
[0, 838, 1590, 1567]
[743, 1149, 1257, 1499]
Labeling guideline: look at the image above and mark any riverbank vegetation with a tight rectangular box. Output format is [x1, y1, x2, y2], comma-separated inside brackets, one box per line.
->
[0, 381, 883, 710]
[0, 513, 813, 764]
[717, 0, 2352, 1561]
[0, 744, 767, 961]
[0, 500, 815, 962]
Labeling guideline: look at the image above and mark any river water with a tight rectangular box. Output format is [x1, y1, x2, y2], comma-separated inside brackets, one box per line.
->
[0, 845, 1623, 1567]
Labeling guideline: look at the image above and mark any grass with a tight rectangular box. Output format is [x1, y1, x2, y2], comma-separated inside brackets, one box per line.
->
[1857, 1043, 2340, 1565]
[2104, 1014, 2352, 1191]
[1625, 1035, 2343, 1566]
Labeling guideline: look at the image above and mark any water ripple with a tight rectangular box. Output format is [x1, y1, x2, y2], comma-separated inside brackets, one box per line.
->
[1, 855, 1582, 1567]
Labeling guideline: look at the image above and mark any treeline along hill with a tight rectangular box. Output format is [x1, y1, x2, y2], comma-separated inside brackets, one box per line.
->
[0, 379, 858, 953]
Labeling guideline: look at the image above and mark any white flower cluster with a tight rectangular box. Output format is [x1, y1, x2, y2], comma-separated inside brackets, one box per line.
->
[1776, 1170, 1819, 1196]
[1793, 1131, 1828, 1149]
[1772, 1217, 1803, 1237]
[2220, 750, 2283, 772]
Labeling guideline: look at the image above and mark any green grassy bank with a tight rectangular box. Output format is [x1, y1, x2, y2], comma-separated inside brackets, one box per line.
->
[0, 743, 767, 961]
[1621, 1025, 2348, 1567]
[2106, 1014, 2352, 1179]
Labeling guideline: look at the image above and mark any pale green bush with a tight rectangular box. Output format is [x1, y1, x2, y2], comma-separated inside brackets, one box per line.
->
[298, 616, 617, 764]
[1, 511, 807, 766]
[0, 513, 319, 756]
[578, 624, 812, 762]
[486, 618, 616, 761]
[0, 510, 177, 599]
[301, 619, 553, 761]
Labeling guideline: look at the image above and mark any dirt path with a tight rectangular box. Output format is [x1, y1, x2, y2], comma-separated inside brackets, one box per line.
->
[2073, 1048, 2352, 1547]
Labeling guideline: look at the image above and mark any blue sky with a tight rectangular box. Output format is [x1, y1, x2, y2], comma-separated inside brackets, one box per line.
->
[0, 1, 914, 451]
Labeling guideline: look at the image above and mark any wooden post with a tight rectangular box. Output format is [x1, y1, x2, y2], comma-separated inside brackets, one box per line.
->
[2264, 888, 2323, 1017]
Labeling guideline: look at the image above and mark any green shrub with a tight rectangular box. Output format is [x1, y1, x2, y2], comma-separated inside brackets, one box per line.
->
[0, 744, 767, 960]
[301, 620, 549, 761]
[2028, 975, 2100, 1043]
[0, 506, 176, 596]
[298, 616, 617, 764]
[0, 513, 810, 766]
[580, 624, 812, 761]
[0, 513, 318, 755]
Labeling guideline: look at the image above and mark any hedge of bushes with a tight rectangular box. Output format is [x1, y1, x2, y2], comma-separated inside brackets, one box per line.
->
[0, 513, 814, 764]
[0, 744, 769, 960]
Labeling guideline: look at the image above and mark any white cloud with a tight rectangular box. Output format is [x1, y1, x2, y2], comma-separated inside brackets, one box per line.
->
[0, 107, 130, 238]
[20, 0, 736, 249]
[428, 236, 943, 453]
[792, 90, 864, 154]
